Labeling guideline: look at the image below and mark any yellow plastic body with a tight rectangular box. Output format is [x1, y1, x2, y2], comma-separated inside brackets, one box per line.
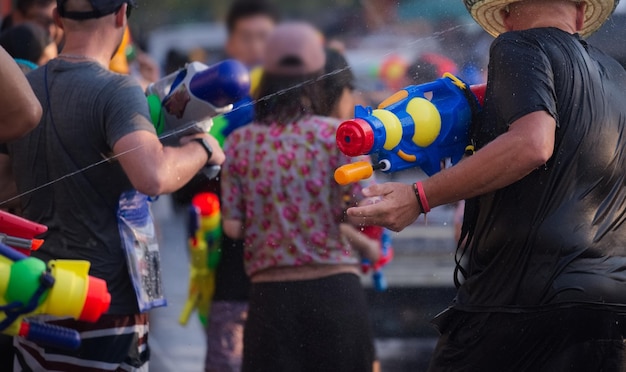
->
[334, 161, 375, 185]
[109, 28, 131, 74]
[179, 213, 220, 327]
[39, 260, 90, 319]
[378, 90, 409, 109]
[371, 110, 403, 151]
[179, 235, 212, 326]
[0, 256, 91, 336]
[405, 97, 442, 147]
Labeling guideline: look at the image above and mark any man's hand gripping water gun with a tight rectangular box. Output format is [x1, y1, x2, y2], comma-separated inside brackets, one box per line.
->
[0, 211, 111, 350]
[146, 60, 251, 178]
[179, 193, 222, 327]
[334, 74, 485, 185]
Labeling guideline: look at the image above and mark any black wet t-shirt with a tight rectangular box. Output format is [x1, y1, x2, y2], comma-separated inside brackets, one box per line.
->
[456, 28, 626, 311]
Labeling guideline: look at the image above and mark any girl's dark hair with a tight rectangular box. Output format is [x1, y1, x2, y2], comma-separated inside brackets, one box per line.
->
[254, 70, 327, 125]
[318, 48, 354, 117]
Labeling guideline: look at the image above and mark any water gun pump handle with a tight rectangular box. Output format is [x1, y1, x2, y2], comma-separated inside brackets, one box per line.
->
[20, 321, 81, 350]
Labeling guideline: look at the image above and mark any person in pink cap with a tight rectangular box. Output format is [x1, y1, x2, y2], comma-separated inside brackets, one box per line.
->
[221, 22, 375, 372]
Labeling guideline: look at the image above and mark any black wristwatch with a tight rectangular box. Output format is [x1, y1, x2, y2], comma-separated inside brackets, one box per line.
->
[192, 137, 213, 164]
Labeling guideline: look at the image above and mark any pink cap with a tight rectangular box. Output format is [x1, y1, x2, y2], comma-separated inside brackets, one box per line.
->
[263, 22, 325, 76]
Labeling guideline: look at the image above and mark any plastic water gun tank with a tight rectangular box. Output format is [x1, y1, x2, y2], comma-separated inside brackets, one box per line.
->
[335, 73, 486, 185]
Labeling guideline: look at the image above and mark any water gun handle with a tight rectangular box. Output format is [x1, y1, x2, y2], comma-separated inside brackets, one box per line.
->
[372, 271, 387, 292]
[200, 165, 221, 180]
[20, 321, 81, 350]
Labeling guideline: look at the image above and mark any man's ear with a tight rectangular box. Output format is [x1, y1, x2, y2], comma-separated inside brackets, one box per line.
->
[576, 2, 586, 31]
[501, 7, 513, 31]
[53, 8, 64, 30]
[114, 3, 126, 28]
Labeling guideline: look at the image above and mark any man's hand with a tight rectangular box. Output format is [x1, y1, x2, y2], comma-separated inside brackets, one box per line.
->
[347, 182, 422, 232]
[180, 133, 226, 166]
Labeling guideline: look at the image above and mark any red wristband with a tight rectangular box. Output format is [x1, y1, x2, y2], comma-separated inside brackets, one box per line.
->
[415, 181, 431, 213]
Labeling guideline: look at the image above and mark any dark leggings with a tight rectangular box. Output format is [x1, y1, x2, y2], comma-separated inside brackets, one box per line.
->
[428, 307, 626, 372]
[242, 273, 375, 372]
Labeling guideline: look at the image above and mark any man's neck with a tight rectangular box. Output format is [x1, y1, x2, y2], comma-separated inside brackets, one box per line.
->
[59, 37, 113, 68]
[522, 18, 577, 34]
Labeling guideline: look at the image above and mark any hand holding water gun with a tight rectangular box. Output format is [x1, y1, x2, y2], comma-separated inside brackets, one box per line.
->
[146, 60, 251, 139]
[0, 212, 111, 350]
[145, 60, 250, 179]
[334, 74, 486, 185]
[179, 193, 222, 327]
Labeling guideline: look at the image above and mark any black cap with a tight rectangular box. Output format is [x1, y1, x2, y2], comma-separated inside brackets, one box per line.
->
[57, 0, 136, 20]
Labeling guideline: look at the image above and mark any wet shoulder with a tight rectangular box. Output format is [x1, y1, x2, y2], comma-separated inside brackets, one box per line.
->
[496, 28, 584, 55]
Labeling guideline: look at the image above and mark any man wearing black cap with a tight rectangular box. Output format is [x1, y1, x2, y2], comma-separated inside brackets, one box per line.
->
[4, 0, 225, 370]
[349, 0, 626, 370]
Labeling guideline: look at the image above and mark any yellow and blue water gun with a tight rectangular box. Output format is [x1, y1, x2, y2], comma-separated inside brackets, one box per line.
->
[334, 74, 486, 184]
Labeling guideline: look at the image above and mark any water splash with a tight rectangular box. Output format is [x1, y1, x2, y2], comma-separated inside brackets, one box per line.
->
[0, 23, 474, 207]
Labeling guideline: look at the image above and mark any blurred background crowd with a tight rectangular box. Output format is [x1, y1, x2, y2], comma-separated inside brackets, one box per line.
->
[1, 0, 626, 371]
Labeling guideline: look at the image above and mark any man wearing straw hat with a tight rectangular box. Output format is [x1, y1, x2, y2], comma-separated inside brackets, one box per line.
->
[349, 0, 626, 370]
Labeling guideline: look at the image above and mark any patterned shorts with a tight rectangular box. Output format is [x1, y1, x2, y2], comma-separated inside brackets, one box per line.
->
[13, 313, 149, 372]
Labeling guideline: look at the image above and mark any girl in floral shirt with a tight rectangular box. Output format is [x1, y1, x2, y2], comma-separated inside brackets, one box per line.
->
[221, 22, 375, 372]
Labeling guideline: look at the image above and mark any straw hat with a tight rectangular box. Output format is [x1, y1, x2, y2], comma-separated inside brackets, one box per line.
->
[463, 0, 619, 37]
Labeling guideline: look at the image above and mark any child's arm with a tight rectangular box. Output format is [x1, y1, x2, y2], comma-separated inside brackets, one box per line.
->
[340, 223, 381, 263]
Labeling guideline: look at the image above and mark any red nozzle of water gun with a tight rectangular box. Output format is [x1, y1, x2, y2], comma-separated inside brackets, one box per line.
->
[470, 84, 486, 106]
[336, 119, 374, 157]
[191, 193, 220, 217]
[79, 276, 111, 322]
[0, 210, 47, 239]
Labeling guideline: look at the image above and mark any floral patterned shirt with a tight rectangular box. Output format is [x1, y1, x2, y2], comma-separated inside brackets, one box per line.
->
[221, 115, 366, 276]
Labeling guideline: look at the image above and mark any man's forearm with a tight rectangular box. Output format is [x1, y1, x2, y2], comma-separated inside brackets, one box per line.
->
[0, 47, 42, 141]
[150, 142, 209, 195]
[423, 116, 554, 208]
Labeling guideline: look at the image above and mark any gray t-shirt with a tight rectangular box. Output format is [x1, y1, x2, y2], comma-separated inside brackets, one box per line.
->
[6, 59, 156, 314]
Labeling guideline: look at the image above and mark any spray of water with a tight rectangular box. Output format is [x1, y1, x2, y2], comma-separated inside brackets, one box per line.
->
[0, 23, 474, 207]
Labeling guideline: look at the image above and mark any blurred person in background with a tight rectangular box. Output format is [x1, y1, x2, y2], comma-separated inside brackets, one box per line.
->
[1, 0, 63, 48]
[225, 0, 277, 68]
[3, 0, 225, 369]
[197, 1, 279, 372]
[221, 22, 375, 372]
[0, 22, 57, 72]
[322, 47, 382, 372]
[319, 47, 356, 121]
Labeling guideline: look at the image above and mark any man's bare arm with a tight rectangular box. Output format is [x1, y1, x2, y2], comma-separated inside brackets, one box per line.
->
[0, 47, 42, 141]
[223, 219, 243, 240]
[348, 110, 557, 231]
[114, 130, 225, 196]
